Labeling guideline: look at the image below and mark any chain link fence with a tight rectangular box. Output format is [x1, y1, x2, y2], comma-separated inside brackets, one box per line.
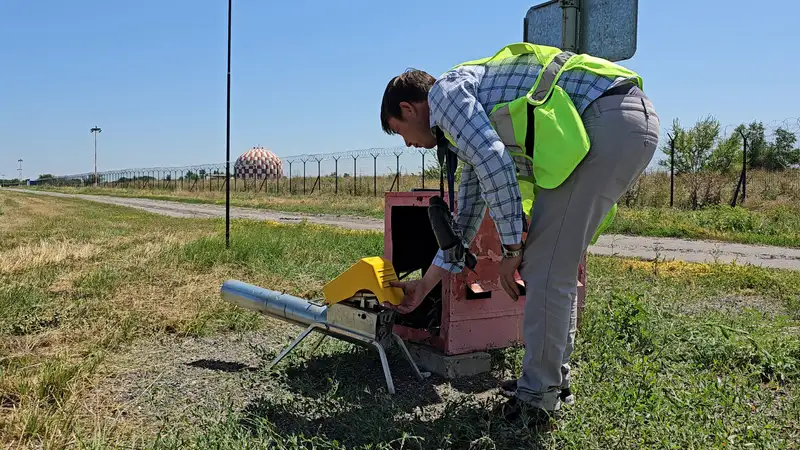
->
[27, 117, 800, 209]
[37, 147, 441, 196]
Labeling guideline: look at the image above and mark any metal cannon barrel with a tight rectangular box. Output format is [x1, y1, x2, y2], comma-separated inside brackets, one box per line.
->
[220, 279, 327, 326]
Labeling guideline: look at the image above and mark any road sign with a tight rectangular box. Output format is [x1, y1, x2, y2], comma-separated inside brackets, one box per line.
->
[524, 0, 638, 62]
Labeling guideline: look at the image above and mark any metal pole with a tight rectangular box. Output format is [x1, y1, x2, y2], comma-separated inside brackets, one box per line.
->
[421, 150, 425, 189]
[668, 134, 674, 208]
[316, 159, 321, 194]
[560, 0, 580, 52]
[396, 153, 400, 192]
[334, 157, 339, 194]
[225, 0, 232, 248]
[90, 126, 101, 187]
[741, 131, 748, 203]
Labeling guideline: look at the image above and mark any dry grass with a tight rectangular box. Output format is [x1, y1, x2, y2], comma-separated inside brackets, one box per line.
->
[33, 186, 387, 218]
[1, 189, 798, 449]
[0, 241, 98, 275]
[0, 195, 66, 234]
[0, 189, 385, 448]
[0, 190, 225, 448]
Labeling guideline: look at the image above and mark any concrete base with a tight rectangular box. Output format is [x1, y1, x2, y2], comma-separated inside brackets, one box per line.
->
[406, 343, 492, 379]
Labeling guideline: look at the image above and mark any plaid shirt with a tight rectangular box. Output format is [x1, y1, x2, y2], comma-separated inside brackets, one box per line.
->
[428, 52, 631, 273]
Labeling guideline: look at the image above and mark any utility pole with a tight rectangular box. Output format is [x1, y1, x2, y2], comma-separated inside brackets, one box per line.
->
[90, 126, 102, 187]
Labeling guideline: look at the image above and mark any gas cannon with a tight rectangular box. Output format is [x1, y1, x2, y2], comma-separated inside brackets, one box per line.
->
[221, 190, 587, 393]
[220, 257, 427, 395]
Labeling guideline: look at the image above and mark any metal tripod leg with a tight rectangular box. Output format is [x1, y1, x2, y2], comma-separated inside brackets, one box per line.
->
[308, 334, 327, 355]
[392, 333, 425, 381]
[267, 323, 318, 370]
[371, 340, 396, 395]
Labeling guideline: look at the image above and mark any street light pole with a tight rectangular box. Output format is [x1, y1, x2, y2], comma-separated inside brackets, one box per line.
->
[90, 126, 102, 187]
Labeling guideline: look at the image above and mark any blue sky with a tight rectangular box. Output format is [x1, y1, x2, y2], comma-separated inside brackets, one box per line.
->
[1, 0, 798, 179]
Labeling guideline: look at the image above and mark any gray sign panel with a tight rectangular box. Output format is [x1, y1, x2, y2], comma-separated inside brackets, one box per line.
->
[524, 0, 638, 62]
[524, 0, 562, 49]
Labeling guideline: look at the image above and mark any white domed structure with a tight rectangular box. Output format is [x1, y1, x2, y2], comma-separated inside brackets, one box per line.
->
[234, 146, 283, 179]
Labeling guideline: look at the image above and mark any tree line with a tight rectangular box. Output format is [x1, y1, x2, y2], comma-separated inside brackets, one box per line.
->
[658, 116, 800, 174]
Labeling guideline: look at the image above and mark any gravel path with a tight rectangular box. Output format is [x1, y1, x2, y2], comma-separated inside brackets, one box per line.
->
[9, 188, 800, 270]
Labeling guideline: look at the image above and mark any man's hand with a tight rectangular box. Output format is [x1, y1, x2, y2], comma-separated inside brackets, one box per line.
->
[388, 265, 446, 314]
[499, 244, 524, 300]
[387, 279, 426, 314]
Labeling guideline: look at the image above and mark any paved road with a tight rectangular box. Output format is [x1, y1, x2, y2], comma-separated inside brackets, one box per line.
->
[8, 188, 800, 270]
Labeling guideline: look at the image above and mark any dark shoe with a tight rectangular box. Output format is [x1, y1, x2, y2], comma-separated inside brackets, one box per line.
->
[560, 387, 575, 405]
[495, 396, 556, 430]
[499, 379, 517, 397]
[499, 379, 575, 405]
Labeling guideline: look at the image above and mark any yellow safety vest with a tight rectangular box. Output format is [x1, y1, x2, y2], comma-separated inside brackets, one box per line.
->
[438, 42, 642, 244]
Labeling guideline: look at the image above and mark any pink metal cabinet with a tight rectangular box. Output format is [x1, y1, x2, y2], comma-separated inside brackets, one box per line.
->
[384, 191, 586, 356]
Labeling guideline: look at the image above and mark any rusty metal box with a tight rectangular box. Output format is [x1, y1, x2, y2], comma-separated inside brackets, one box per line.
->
[384, 190, 586, 356]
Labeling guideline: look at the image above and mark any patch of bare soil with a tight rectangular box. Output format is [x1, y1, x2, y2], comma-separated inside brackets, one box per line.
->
[82, 323, 508, 442]
[83, 325, 296, 439]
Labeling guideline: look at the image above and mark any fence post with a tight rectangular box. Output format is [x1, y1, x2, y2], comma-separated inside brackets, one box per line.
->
[740, 130, 748, 203]
[352, 155, 357, 195]
[730, 131, 750, 207]
[372, 153, 378, 196]
[669, 134, 675, 208]
[288, 160, 294, 194]
[302, 159, 307, 195]
[310, 157, 322, 194]
[334, 156, 340, 194]
[395, 152, 401, 191]
[419, 149, 426, 189]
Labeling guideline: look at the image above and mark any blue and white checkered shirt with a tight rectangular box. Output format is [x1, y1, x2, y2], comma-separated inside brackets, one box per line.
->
[428, 52, 631, 273]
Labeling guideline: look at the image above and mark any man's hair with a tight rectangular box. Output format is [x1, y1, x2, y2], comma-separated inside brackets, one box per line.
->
[380, 69, 436, 135]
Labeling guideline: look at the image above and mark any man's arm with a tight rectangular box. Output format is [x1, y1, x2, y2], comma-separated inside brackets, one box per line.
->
[428, 71, 524, 267]
[431, 160, 486, 273]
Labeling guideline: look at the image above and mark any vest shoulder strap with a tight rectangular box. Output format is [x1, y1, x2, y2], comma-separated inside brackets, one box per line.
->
[527, 51, 576, 105]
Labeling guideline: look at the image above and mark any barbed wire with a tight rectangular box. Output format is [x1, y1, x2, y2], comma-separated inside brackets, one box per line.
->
[40, 145, 437, 181]
[696, 117, 800, 139]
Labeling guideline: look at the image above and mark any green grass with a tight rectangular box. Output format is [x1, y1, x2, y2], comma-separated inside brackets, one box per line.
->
[24, 185, 800, 248]
[0, 190, 391, 448]
[2, 189, 799, 449]
[137, 257, 800, 450]
[608, 203, 800, 247]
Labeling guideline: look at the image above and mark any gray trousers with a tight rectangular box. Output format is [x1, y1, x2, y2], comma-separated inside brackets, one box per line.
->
[516, 87, 660, 410]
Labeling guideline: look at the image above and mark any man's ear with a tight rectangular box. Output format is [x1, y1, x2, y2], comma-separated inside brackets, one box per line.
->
[398, 101, 415, 119]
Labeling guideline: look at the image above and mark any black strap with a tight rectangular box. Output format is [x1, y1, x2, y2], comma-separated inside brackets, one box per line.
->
[437, 126, 528, 234]
[435, 127, 456, 213]
[525, 102, 535, 159]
